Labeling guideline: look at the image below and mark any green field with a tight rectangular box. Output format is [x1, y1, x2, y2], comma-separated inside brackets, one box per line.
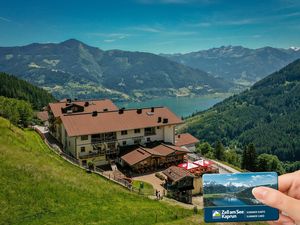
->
[0, 117, 266, 225]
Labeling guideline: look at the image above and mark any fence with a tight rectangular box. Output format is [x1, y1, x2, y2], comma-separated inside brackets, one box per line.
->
[33, 127, 156, 197]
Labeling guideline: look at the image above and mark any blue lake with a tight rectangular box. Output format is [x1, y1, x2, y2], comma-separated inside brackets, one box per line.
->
[212, 197, 248, 206]
[116, 96, 224, 117]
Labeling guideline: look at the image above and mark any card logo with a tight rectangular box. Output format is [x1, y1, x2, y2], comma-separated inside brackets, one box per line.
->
[212, 210, 221, 219]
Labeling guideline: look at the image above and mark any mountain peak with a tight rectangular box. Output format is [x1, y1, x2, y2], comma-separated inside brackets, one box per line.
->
[289, 46, 300, 51]
[60, 39, 84, 46]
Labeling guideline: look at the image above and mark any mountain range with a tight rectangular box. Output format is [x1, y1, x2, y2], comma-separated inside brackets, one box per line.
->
[0, 39, 230, 101]
[162, 45, 300, 86]
[183, 59, 300, 161]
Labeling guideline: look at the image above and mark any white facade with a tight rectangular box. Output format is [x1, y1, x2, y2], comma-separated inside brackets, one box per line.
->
[52, 121, 177, 166]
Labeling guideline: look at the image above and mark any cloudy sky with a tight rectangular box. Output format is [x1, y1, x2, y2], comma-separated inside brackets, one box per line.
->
[0, 0, 300, 53]
[204, 173, 278, 187]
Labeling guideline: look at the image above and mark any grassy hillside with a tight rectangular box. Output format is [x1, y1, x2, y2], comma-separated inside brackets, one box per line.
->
[183, 59, 300, 161]
[0, 72, 56, 110]
[0, 117, 267, 225]
[0, 117, 193, 225]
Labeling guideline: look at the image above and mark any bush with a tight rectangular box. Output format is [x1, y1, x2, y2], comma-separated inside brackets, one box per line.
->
[155, 172, 165, 180]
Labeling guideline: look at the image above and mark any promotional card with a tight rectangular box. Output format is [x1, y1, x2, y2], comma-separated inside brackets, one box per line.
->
[203, 172, 279, 223]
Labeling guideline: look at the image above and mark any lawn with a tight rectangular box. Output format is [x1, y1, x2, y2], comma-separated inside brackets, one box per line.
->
[0, 117, 266, 225]
[132, 180, 154, 195]
[0, 117, 193, 225]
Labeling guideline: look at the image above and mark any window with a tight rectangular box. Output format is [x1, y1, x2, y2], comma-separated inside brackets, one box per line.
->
[134, 129, 141, 133]
[81, 147, 85, 152]
[134, 139, 141, 145]
[157, 126, 160, 129]
[146, 137, 151, 142]
[121, 130, 128, 135]
[145, 127, 155, 136]
[122, 141, 127, 146]
[81, 135, 88, 141]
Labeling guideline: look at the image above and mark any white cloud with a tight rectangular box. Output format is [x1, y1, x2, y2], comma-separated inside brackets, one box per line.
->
[104, 39, 116, 43]
[132, 26, 161, 33]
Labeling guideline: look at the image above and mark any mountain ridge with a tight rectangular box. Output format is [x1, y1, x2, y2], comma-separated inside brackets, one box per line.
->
[162, 45, 300, 86]
[183, 59, 300, 161]
[0, 39, 231, 101]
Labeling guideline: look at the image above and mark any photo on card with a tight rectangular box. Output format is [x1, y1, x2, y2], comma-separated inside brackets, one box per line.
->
[203, 172, 279, 223]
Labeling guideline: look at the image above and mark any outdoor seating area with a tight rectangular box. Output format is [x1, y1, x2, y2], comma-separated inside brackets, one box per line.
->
[178, 159, 219, 176]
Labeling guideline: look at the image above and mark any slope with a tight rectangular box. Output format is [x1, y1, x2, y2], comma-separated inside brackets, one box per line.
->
[0, 39, 231, 100]
[0, 117, 196, 225]
[162, 46, 300, 86]
[183, 59, 300, 161]
[0, 72, 56, 110]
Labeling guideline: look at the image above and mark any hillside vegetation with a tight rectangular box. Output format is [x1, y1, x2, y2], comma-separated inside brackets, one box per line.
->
[0, 72, 55, 110]
[0, 117, 268, 225]
[0, 117, 195, 225]
[184, 59, 300, 161]
[0, 39, 231, 101]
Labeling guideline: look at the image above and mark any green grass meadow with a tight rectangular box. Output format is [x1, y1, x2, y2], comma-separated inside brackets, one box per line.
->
[0, 117, 266, 225]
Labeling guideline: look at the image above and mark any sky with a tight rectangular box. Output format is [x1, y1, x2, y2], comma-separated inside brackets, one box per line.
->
[0, 0, 300, 53]
[204, 173, 278, 187]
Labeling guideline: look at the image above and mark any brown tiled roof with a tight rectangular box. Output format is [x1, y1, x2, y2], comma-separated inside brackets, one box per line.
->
[162, 166, 194, 182]
[175, 133, 199, 147]
[121, 148, 151, 166]
[61, 107, 183, 137]
[121, 144, 188, 166]
[144, 143, 189, 156]
[36, 111, 49, 122]
[49, 99, 118, 118]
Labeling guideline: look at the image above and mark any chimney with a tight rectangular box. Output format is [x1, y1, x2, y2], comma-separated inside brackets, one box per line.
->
[67, 98, 72, 103]
[178, 134, 181, 138]
[84, 101, 89, 107]
[92, 111, 98, 117]
[151, 107, 154, 112]
[163, 118, 168, 124]
[119, 108, 124, 114]
[157, 117, 162, 123]
[137, 108, 142, 114]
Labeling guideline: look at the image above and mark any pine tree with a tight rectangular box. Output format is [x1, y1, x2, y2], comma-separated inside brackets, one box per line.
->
[214, 140, 225, 161]
[241, 145, 248, 170]
[247, 143, 257, 171]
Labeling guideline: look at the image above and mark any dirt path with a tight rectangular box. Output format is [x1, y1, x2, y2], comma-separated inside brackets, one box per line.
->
[133, 172, 166, 193]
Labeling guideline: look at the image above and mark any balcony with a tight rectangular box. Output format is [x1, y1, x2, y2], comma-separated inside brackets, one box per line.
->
[79, 151, 105, 159]
[144, 127, 156, 136]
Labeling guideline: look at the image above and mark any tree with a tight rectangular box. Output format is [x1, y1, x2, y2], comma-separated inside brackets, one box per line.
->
[241, 143, 257, 171]
[256, 154, 285, 174]
[198, 142, 213, 156]
[247, 143, 257, 171]
[225, 149, 241, 167]
[241, 146, 248, 170]
[214, 140, 225, 161]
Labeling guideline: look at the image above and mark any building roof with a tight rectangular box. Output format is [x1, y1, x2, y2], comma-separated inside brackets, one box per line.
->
[121, 143, 188, 166]
[49, 99, 118, 118]
[121, 148, 151, 166]
[61, 107, 183, 137]
[175, 133, 199, 147]
[36, 111, 49, 122]
[144, 143, 189, 156]
[162, 166, 194, 182]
